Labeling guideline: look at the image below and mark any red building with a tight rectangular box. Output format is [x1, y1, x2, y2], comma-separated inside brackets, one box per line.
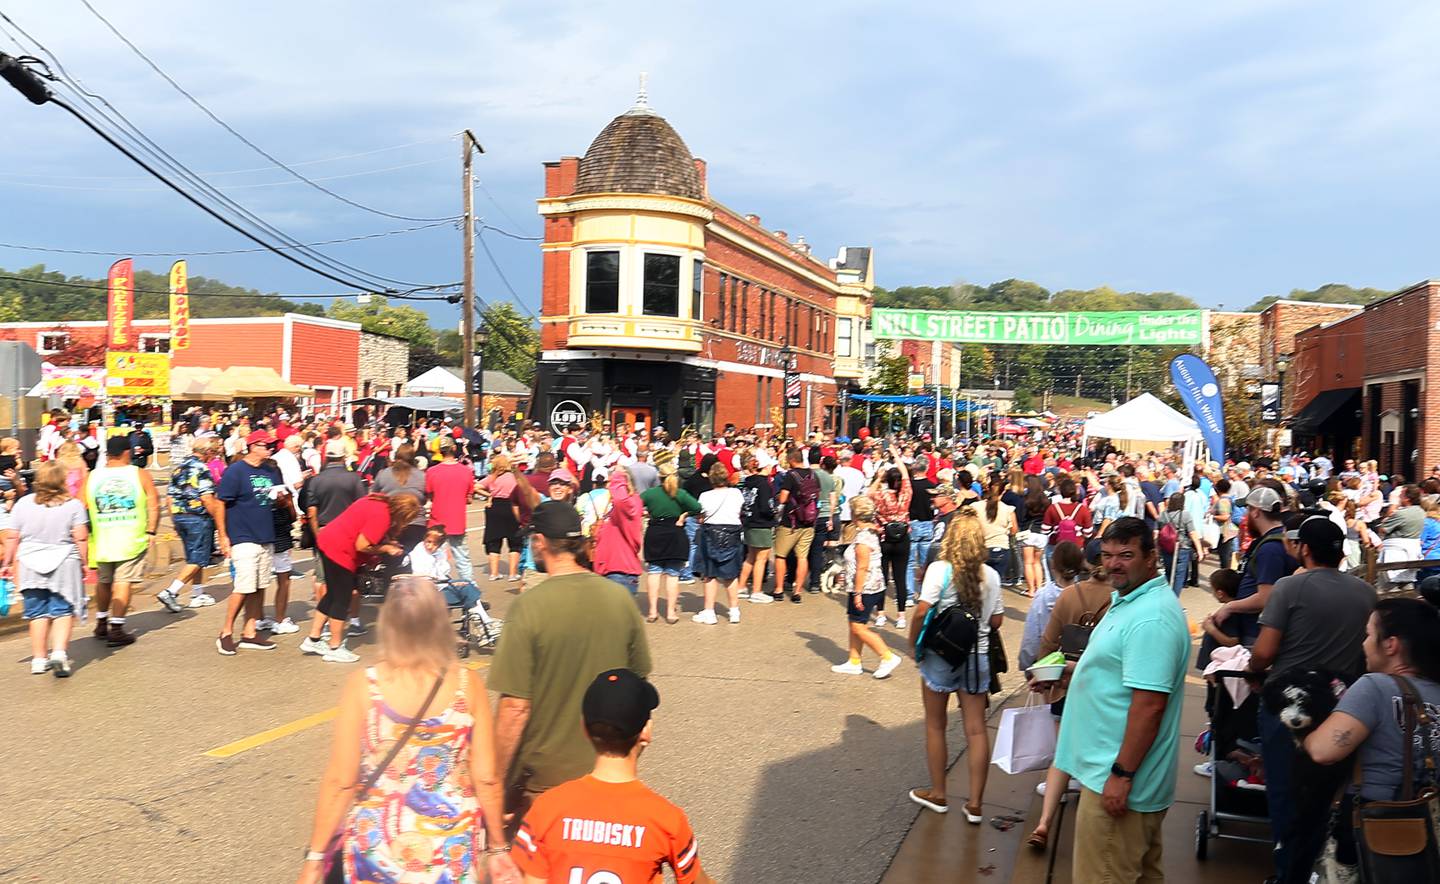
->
[532, 89, 874, 437]
[0, 313, 363, 409]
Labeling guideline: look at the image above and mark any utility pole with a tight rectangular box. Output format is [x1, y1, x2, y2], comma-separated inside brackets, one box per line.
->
[461, 130, 484, 427]
[1125, 346, 1134, 400]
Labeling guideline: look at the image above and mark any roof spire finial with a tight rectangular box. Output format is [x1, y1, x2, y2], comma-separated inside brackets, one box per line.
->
[626, 72, 656, 116]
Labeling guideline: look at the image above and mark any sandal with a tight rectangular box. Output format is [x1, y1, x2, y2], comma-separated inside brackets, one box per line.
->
[665, 616, 679, 625]
[645, 614, 659, 623]
[1026, 828, 1048, 851]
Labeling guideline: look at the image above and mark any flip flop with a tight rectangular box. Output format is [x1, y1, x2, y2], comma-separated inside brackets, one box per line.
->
[1026, 829, 1048, 851]
[645, 615, 659, 623]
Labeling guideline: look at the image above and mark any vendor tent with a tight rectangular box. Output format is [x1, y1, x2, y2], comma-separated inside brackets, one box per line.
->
[1084, 393, 1200, 455]
[209, 367, 312, 399]
[382, 396, 463, 413]
[170, 366, 232, 402]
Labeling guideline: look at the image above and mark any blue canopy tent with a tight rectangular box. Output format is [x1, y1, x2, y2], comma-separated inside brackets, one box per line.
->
[848, 393, 990, 411]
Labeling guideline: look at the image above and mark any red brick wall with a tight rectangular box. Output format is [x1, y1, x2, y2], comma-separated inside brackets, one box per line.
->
[1358, 283, 1440, 474]
[289, 322, 359, 390]
[1291, 313, 1365, 409]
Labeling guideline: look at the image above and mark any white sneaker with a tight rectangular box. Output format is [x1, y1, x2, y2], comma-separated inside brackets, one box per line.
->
[188, 592, 217, 608]
[30, 657, 49, 675]
[748, 592, 775, 604]
[156, 589, 183, 613]
[895, 614, 907, 630]
[874, 655, 904, 679]
[874, 613, 888, 628]
[691, 610, 717, 625]
[255, 617, 277, 632]
[1035, 781, 1048, 797]
[1194, 762, 1213, 778]
[831, 660, 864, 675]
[322, 645, 361, 664]
[728, 607, 741, 624]
[299, 636, 328, 656]
[270, 618, 300, 635]
[735, 590, 751, 600]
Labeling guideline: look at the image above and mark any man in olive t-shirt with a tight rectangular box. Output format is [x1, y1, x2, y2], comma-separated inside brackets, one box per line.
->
[491, 502, 652, 827]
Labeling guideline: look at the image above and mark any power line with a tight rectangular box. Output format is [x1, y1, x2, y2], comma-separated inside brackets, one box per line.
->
[0, 157, 447, 191]
[0, 23, 439, 292]
[0, 134, 455, 180]
[477, 221, 541, 242]
[0, 219, 454, 256]
[75, 0, 457, 224]
[0, 272, 458, 301]
[475, 227, 539, 319]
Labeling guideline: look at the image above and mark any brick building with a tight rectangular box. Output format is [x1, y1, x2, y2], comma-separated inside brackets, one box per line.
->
[1259, 300, 1363, 414]
[532, 88, 874, 437]
[0, 313, 364, 409]
[1206, 311, 1263, 394]
[1288, 312, 1365, 457]
[1357, 282, 1437, 476]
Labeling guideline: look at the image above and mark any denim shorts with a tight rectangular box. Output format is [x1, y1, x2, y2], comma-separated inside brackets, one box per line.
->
[22, 588, 75, 620]
[847, 590, 885, 624]
[644, 561, 685, 577]
[172, 513, 214, 566]
[919, 646, 991, 695]
[603, 572, 639, 594]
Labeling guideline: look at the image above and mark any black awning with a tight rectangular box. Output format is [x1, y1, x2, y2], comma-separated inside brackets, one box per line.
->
[1289, 387, 1360, 434]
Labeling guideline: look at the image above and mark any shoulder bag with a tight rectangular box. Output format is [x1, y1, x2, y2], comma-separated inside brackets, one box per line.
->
[1059, 584, 1110, 662]
[1352, 675, 1440, 882]
[321, 671, 446, 882]
[914, 563, 980, 668]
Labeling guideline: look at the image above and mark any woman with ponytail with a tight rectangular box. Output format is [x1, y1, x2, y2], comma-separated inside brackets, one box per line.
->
[907, 508, 1005, 822]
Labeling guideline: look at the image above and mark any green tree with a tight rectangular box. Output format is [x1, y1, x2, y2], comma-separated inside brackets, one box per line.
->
[477, 303, 540, 385]
[327, 295, 438, 348]
[1245, 282, 1389, 311]
[0, 263, 328, 320]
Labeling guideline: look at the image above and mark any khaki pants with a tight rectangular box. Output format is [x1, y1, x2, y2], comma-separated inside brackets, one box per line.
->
[1073, 787, 1167, 883]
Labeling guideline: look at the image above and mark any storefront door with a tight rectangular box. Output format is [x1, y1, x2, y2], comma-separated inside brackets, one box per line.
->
[611, 407, 652, 433]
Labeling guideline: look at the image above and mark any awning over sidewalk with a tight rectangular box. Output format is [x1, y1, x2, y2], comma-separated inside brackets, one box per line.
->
[1288, 387, 1359, 434]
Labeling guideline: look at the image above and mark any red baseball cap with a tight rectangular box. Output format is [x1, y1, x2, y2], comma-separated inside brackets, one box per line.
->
[245, 430, 276, 447]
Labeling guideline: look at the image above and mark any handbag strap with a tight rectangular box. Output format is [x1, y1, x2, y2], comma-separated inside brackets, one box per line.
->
[1392, 675, 1438, 799]
[357, 670, 446, 797]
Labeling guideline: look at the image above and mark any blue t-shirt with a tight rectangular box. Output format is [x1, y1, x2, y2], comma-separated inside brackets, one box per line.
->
[1161, 478, 1181, 498]
[1235, 527, 1297, 643]
[1054, 574, 1191, 812]
[218, 460, 278, 546]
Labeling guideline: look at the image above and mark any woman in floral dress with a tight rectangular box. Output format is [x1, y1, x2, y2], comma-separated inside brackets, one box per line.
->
[299, 577, 519, 884]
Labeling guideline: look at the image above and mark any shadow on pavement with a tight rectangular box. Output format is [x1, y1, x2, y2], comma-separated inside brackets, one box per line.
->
[727, 712, 931, 884]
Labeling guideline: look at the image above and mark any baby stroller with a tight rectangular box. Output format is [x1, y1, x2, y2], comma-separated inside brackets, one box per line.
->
[1195, 673, 1271, 860]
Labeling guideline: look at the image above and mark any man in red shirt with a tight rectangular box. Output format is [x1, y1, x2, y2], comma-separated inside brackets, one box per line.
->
[515, 669, 710, 884]
[1022, 447, 1045, 475]
[425, 438, 477, 583]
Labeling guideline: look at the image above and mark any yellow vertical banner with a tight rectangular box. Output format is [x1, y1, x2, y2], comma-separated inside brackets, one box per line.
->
[169, 260, 191, 351]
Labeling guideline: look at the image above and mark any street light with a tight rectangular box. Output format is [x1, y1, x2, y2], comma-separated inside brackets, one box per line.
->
[474, 324, 490, 428]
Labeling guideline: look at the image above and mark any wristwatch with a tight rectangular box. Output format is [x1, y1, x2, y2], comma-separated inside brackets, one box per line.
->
[303, 849, 327, 862]
[1111, 762, 1136, 779]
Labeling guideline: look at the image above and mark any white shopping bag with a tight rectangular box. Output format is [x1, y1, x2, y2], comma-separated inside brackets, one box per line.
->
[990, 698, 1057, 775]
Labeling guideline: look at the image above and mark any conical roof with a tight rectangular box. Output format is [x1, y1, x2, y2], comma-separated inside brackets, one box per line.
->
[574, 96, 703, 200]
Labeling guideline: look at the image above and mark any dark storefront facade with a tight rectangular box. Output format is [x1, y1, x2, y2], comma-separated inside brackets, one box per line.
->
[534, 355, 716, 437]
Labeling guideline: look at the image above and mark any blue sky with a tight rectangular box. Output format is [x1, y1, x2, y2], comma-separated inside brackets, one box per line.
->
[2, 1, 1437, 325]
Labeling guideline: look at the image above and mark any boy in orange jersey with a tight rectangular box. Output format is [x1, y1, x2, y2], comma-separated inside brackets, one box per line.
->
[514, 669, 711, 884]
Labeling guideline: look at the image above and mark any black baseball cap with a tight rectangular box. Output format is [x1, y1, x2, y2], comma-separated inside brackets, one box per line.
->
[106, 435, 130, 457]
[1285, 514, 1344, 556]
[529, 500, 584, 539]
[582, 669, 660, 740]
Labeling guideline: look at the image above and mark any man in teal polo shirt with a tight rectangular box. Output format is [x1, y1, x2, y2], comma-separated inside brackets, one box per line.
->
[1044, 516, 1190, 882]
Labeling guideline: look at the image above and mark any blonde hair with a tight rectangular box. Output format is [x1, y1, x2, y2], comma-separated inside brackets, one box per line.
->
[57, 441, 86, 473]
[378, 576, 457, 673]
[490, 453, 511, 475]
[32, 461, 70, 506]
[851, 495, 877, 523]
[0, 437, 19, 455]
[937, 508, 989, 610]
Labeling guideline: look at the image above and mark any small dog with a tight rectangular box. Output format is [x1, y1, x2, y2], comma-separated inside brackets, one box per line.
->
[1262, 668, 1347, 744]
[819, 560, 845, 594]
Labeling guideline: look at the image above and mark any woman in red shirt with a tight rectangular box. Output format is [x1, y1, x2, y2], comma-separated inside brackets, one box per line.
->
[305, 493, 421, 663]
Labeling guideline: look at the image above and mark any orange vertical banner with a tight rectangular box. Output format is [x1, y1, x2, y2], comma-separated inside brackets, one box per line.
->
[169, 260, 190, 351]
[106, 257, 134, 350]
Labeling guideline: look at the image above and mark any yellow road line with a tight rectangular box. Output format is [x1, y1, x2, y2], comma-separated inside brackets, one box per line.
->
[202, 660, 489, 758]
[203, 708, 338, 758]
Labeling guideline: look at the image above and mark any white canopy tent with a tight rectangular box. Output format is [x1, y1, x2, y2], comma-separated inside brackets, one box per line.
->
[1083, 393, 1205, 468]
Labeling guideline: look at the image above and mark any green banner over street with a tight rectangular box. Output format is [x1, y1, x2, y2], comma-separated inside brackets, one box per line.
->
[871, 308, 1205, 346]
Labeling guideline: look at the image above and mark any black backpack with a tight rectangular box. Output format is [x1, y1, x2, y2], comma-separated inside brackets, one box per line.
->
[914, 563, 980, 667]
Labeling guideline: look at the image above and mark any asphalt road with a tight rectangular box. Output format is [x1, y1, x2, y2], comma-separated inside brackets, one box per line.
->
[0, 511, 1039, 884]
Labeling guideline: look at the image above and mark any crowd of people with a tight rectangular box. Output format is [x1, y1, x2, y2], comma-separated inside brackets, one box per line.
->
[8, 402, 1440, 882]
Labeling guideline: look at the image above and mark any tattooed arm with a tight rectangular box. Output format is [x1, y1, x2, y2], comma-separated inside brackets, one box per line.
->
[1303, 711, 1370, 765]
